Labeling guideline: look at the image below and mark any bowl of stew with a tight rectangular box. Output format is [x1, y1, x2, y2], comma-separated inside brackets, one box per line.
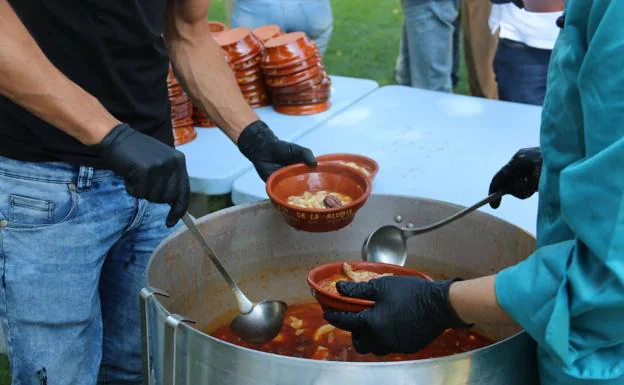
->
[308, 261, 433, 312]
[265, 162, 371, 232]
[316, 153, 379, 180]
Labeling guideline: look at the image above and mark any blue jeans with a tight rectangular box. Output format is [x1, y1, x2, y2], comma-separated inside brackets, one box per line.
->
[0, 156, 179, 385]
[231, 0, 334, 55]
[395, 0, 461, 92]
[493, 38, 552, 106]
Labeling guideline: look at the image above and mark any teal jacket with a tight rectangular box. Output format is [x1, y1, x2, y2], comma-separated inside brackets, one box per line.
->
[495, 1, 624, 384]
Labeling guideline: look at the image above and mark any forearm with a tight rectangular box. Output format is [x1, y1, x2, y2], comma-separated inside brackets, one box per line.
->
[449, 275, 517, 325]
[164, 1, 258, 143]
[0, 1, 119, 145]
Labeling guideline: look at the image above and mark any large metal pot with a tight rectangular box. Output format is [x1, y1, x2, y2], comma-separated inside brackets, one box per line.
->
[143, 195, 538, 385]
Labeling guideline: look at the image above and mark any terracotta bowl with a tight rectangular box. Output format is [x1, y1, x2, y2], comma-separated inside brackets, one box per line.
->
[238, 79, 267, 93]
[261, 32, 317, 69]
[230, 52, 263, 71]
[272, 90, 330, 105]
[242, 90, 269, 105]
[265, 161, 371, 232]
[215, 27, 263, 63]
[273, 101, 330, 115]
[252, 24, 282, 42]
[307, 261, 433, 312]
[316, 153, 379, 180]
[262, 55, 320, 77]
[265, 64, 321, 88]
[209, 21, 228, 35]
[269, 73, 329, 95]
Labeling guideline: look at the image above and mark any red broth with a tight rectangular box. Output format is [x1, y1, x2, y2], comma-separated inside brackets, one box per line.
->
[209, 302, 492, 362]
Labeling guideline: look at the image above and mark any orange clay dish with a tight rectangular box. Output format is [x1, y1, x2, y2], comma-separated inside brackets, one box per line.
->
[319, 262, 392, 295]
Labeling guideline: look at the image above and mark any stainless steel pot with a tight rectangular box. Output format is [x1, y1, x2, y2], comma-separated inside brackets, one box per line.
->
[143, 195, 538, 385]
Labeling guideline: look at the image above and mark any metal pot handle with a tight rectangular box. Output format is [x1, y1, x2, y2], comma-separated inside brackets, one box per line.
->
[140, 287, 170, 385]
[164, 313, 196, 385]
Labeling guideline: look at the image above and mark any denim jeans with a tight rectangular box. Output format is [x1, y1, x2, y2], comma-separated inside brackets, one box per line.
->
[0, 156, 179, 385]
[395, 0, 461, 92]
[493, 38, 552, 106]
[231, 0, 333, 54]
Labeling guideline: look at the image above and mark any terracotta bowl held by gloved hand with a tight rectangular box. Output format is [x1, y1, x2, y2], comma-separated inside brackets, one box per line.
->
[307, 261, 433, 312]
[266, 162, 371, 232]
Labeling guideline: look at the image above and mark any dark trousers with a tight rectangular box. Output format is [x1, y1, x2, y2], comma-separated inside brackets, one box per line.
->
[493, 38, 552, 106]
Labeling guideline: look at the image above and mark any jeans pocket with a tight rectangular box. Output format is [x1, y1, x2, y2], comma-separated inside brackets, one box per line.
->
[0, 175, 78, 230]
[298, 1, 333, 40]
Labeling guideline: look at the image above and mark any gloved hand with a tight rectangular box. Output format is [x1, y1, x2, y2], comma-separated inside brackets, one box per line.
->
[488, 147, 542, 209]
[323, 276, 472, 355]
[490, 0, 524, 8]
[237, 120, 317, 181]
[93, 123, 190, 227]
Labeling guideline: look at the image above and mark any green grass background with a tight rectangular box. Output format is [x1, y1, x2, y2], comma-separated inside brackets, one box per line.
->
[0, 0, 469, 382]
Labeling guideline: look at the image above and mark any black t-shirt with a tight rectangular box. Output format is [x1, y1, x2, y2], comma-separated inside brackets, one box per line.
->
[0, 0, 173, 168]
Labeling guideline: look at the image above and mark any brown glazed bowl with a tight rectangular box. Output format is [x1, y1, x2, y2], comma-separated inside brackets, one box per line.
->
[238, 79, 267, 93]
[272, 89, 330, 105]
[262, 55, 320, 77]
[269, 73, 328, 95]
[265, 161, 371, 232]
[307, 261, 433, 312]
[252, 24, 282, 42]
[209, 21, 228, 36]
[261, 32, 317, 69]
[273, 101, 331, 115]
[215, 27, 263, 62]
[316, 153, 379, 180]
[264, 64, 322, 88]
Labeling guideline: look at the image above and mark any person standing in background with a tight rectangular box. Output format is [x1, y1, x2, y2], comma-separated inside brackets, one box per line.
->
[230, 0, 334, 55]
[395, 0, 461, 93]
[461, 0, 499, 99]
[489, 2, 562, 105]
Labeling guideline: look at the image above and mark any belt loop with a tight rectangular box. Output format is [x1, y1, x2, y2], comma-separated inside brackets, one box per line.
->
[77, 166, 94, 190]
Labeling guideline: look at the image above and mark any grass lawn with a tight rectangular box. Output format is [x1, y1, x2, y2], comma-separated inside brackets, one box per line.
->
[0, 1, 470, 383]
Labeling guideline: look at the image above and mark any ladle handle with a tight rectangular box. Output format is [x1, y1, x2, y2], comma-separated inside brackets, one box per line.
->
[181, 213, 254, 314]
[404, 192, 503, 237]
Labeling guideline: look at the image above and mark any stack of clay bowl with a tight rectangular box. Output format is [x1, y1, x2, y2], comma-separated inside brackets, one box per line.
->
[261, 32, 331, 115]
[251, 24, 282, 43]
[215, 28, 270, 108]
[167, 65, 196, 146]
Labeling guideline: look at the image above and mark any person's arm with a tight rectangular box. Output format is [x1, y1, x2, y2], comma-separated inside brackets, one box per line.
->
[163, 0, 256, 142]
[0, 0, 119, 144]
[163, 0, 317, 181]
[449, 276, 516, 324]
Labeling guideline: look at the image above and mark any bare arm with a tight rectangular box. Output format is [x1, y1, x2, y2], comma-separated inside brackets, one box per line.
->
[0, 0, 120, 145]
[164, 0, 258, 143]
[449, 275, 517, 325]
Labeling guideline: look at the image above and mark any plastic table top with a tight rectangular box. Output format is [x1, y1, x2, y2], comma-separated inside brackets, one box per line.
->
[231, 85, 543, 234]
[176, 75, 379, 195]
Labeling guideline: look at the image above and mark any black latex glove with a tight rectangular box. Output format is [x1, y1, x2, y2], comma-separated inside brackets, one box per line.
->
[237, 120, 317, 181]
[490, 0, 524, 8]
[488, 147, 542, 209]
[93, 123, 190, 227]
[323, 276, 472, 355]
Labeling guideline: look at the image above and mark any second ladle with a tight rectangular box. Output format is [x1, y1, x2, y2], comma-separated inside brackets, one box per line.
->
[361, 192, 503, 266]
[181, 213, 286, 344]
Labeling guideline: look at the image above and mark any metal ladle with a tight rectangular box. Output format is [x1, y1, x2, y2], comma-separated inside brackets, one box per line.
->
[181, 213, 286, 344]
[361, 192, 503, 266]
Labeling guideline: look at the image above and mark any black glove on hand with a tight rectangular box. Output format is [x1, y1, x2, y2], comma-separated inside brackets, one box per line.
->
[94, 123, 190, 227]
[323, 276, 472, 355]
[237, 120, 317, 181]
[488, 147, 542, 209]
